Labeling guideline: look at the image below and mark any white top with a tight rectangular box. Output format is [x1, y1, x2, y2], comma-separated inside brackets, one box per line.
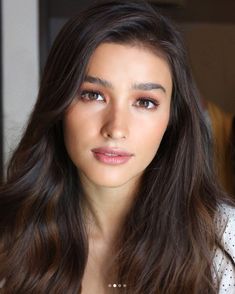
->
[0, 204, 235, 292]
[214, 204, 235, 293]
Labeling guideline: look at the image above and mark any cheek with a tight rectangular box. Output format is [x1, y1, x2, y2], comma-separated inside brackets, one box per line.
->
[64, 105, 88, 139]
[63, 107, 100, 163]
[63, 117, 78, 148]
[63, 108, 85, 157]
[135, 113, 169, 152]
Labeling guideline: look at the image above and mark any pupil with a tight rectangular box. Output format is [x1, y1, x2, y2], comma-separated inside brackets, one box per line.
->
[142, 100, 148, 107]
[90, 93, 97, 99]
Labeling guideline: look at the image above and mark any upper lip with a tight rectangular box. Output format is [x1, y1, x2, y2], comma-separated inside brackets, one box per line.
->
[91, 147, 134, 156]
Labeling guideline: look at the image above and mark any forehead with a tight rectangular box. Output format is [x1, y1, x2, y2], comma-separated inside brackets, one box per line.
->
[84, 42, 173, 97]
[86, 42, 171, 76]
[89, 41, 169, 62]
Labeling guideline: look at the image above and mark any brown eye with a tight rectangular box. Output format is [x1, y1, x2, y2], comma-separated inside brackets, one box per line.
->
[135, 98, 159, 109]
[80, 90, 105, 102]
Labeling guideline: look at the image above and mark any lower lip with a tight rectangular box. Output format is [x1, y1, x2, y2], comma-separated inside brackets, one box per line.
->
[92, 152, 132, 165]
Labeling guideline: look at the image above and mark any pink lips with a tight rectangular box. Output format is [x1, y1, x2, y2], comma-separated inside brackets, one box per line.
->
[91, 147, 134, 165]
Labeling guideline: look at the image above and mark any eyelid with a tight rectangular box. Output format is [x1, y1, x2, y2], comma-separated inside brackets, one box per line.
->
[80, 89, 103, 96]
[135, 97, 160, 109]
[78, 88, 159, 109]
[138, 97, 159, 104]
[79, 89, 106, 101]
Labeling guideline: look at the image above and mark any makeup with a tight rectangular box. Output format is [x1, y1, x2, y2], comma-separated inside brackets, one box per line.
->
[91, 147, 134, 165]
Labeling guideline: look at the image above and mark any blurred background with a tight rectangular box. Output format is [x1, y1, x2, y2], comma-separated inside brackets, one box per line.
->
[1, 0, 235, 190]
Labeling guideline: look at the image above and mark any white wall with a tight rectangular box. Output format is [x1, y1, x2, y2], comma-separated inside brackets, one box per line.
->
[2, 0, 39, 168]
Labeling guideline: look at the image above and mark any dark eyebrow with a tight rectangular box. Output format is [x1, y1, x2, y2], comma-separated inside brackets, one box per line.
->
[84, 75, 113, 88]
[84, 75, 166, 93]
[132, 82, 166, 93]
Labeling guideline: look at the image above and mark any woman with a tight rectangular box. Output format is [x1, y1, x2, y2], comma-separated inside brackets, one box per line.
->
[0, 1, 234, 293]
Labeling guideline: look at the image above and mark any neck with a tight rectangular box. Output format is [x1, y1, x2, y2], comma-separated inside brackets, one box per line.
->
[80, 173, 140, 245]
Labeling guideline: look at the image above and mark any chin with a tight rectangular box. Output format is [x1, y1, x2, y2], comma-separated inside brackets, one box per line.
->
[90, 175, 132, 188]
[80, 169, 141, 189]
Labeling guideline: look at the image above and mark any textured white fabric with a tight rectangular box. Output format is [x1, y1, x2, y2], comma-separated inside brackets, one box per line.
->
[214, 204, 235, 293]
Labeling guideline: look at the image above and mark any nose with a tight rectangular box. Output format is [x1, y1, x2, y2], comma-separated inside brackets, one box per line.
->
[101, 105, 129, 140]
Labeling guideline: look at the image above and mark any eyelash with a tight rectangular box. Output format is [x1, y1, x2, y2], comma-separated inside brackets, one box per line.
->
[79, 90, 159, 110]
[80, 90, 104, 102]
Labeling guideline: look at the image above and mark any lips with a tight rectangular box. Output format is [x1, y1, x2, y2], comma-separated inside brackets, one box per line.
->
[91, 147, 133, 157]
[91, 147, 134, 165]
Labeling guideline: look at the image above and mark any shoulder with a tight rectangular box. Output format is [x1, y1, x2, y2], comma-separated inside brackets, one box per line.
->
[215, 203, 235, 263]
[216, 203, 235, 247]
[213, 203, 235, 293]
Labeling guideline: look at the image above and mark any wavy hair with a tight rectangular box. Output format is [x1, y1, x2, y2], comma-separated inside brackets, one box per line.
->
[0, 0, 232, 293]
[231, 117, 235, 193]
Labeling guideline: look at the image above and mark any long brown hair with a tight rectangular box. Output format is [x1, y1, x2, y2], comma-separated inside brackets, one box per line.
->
[231, 116, 235, 193]
[0, 1, 233, 293]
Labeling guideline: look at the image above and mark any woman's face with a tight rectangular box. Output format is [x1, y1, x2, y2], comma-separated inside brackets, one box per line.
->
[63, 43, 172, 188]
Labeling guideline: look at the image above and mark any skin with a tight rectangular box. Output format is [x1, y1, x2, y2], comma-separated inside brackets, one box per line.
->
[63, 43, 172, 246]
